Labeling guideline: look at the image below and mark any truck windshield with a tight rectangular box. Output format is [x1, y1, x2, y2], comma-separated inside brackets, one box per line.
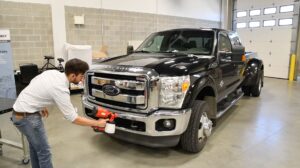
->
[136, 30, 214, 55]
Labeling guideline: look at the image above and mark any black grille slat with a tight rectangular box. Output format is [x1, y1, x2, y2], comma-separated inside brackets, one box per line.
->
[94, 73, 138, 80]
[93, 98, 137, 108]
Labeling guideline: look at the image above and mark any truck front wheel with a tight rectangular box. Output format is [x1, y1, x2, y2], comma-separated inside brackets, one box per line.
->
[180, 100, 212, 153]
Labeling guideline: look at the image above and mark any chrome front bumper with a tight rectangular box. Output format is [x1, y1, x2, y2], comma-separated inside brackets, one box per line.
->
[82, 96, 191, 137]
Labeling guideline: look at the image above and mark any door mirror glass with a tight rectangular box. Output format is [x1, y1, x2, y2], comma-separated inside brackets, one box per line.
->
[218, 34, 232, 52]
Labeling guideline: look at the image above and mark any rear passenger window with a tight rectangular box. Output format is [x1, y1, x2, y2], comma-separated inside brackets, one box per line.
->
[218, 34, 232, 52]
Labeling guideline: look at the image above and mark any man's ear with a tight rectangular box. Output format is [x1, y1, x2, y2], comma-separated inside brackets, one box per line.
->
[67, 73, 76, 79]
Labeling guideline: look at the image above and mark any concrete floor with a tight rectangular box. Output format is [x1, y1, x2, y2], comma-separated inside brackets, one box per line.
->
[1, 77, 300, 168]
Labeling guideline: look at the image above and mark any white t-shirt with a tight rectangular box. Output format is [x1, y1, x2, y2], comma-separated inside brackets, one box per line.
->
[13, 70, 78, 122]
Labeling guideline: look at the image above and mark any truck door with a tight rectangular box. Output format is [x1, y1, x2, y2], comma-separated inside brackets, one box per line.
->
[217, 32, 239, 100]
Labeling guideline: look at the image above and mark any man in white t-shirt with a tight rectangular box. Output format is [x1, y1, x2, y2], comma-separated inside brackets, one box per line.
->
[11, 58, 107, 168]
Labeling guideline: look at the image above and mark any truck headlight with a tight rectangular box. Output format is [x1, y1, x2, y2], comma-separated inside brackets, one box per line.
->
[159, 75, 190, 108]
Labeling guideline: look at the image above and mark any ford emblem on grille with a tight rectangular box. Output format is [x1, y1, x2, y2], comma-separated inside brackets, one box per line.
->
[102, 84, 121, 96]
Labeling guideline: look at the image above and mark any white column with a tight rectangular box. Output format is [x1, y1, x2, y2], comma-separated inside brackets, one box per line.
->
[51, 0, 67, 65]
[221, 0, 233, 30]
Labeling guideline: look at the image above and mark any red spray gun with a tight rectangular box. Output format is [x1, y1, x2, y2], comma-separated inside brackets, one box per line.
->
[92, 106, 118, 134]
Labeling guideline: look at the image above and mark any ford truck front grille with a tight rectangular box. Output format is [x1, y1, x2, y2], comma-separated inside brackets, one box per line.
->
[87, 72, 148, 110]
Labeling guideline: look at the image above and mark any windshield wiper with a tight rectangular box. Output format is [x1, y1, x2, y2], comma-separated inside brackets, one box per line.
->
[158, 51, 188, 56]
[134, 50, 151, 53]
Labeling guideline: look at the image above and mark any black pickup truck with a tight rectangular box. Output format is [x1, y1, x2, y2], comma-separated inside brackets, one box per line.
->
[82, 28, 264, 153]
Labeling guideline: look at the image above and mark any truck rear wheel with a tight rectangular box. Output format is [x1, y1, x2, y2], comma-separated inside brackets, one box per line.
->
[251, 72, 263, 97]
[242, 86, 251, 96]
[180, 100, 212, 153]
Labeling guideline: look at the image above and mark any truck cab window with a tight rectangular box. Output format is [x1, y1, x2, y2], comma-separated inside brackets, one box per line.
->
[137, 30, 214, 55]
[143, 35, 164, 52]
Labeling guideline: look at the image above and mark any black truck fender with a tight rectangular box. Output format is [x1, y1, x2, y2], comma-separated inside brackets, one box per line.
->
[243, 58, 264, 87]
[182, 73, 218, 119]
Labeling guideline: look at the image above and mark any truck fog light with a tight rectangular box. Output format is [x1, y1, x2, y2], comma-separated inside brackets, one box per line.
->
[163, 119, 174, 128]
[155, 119, 176, 131]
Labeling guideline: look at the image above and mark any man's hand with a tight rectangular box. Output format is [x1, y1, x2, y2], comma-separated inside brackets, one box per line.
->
[97, 119, 108, 127]
[72, 116, 109, 127]
[41, 108, 49, 118]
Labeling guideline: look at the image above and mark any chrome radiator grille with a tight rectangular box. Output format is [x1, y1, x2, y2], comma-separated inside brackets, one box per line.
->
[87, 72, 148, 110]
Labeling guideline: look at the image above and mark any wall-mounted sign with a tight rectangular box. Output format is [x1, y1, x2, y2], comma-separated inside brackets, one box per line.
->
[0, 29, 16, 99]
[0, 29, 10, 42]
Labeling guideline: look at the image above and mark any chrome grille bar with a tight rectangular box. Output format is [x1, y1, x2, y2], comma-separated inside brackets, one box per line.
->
[92, 89, 145, 105]
[91, 77, 145, 91]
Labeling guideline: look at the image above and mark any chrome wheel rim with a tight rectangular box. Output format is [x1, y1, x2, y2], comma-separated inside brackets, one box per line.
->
[258, 77, 262, 92]
[198, 112, 207, 142]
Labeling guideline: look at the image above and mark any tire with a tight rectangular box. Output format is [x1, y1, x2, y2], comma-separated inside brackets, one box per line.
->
[180, 101, 210, 153]
[251, 72, 263, 97]
[242, 86, 251, 96]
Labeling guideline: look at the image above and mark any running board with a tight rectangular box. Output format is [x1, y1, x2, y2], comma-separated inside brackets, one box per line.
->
[216, 92, 244, 118]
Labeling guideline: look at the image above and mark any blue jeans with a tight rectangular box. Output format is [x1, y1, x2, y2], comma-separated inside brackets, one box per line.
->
[11, 113, 53, 168]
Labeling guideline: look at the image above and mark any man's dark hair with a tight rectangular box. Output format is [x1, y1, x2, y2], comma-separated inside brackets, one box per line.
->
[65, 58, 89, 75]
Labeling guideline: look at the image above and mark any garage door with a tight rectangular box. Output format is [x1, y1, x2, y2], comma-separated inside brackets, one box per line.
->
[234, 0, 295, 79]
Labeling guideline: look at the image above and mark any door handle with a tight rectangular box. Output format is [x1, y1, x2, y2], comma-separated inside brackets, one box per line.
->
[220, 58, 232, 62]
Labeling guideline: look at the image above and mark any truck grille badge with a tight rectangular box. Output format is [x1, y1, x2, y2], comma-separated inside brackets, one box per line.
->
[102, 84, 121, 96]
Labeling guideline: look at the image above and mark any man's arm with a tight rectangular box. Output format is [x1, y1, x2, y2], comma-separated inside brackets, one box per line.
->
[51, 84, 107, 127]
[72, 116, 107, 127]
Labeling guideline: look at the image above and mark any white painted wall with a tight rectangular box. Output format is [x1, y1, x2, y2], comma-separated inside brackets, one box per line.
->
[157, 0, 221, 21]
[64, 0, 100, 8]
[101, 0, 156, 15]
[1, 0, 221, 21]
[0, 0, 50, 4]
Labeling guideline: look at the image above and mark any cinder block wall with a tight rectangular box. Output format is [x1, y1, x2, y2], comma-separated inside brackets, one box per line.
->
[0, 1, 54, 69]
[0, 1, 220, 69]
[65, 7, 220, 57]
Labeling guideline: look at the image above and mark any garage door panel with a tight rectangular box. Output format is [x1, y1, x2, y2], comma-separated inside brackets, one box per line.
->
[264, 59, 289, 79]
[236, 0, 293, 79]
[270, 43, 291, 67]
[237, 30, 252, 42]
[251, 0, 275, 8]
[251, 29, 274, 43]
[237, 1, 255, 9]
[266, 66, 289, 79]
[270, 29, 292, 43]
[274, 0, 294, 6]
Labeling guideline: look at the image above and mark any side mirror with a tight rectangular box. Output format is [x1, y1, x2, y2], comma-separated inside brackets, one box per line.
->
[219, 51, 232, 63]
[127, 45, 134, 55]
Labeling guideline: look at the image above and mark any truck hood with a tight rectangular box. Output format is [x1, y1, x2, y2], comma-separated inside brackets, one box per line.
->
[97, 53, 215, 76]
